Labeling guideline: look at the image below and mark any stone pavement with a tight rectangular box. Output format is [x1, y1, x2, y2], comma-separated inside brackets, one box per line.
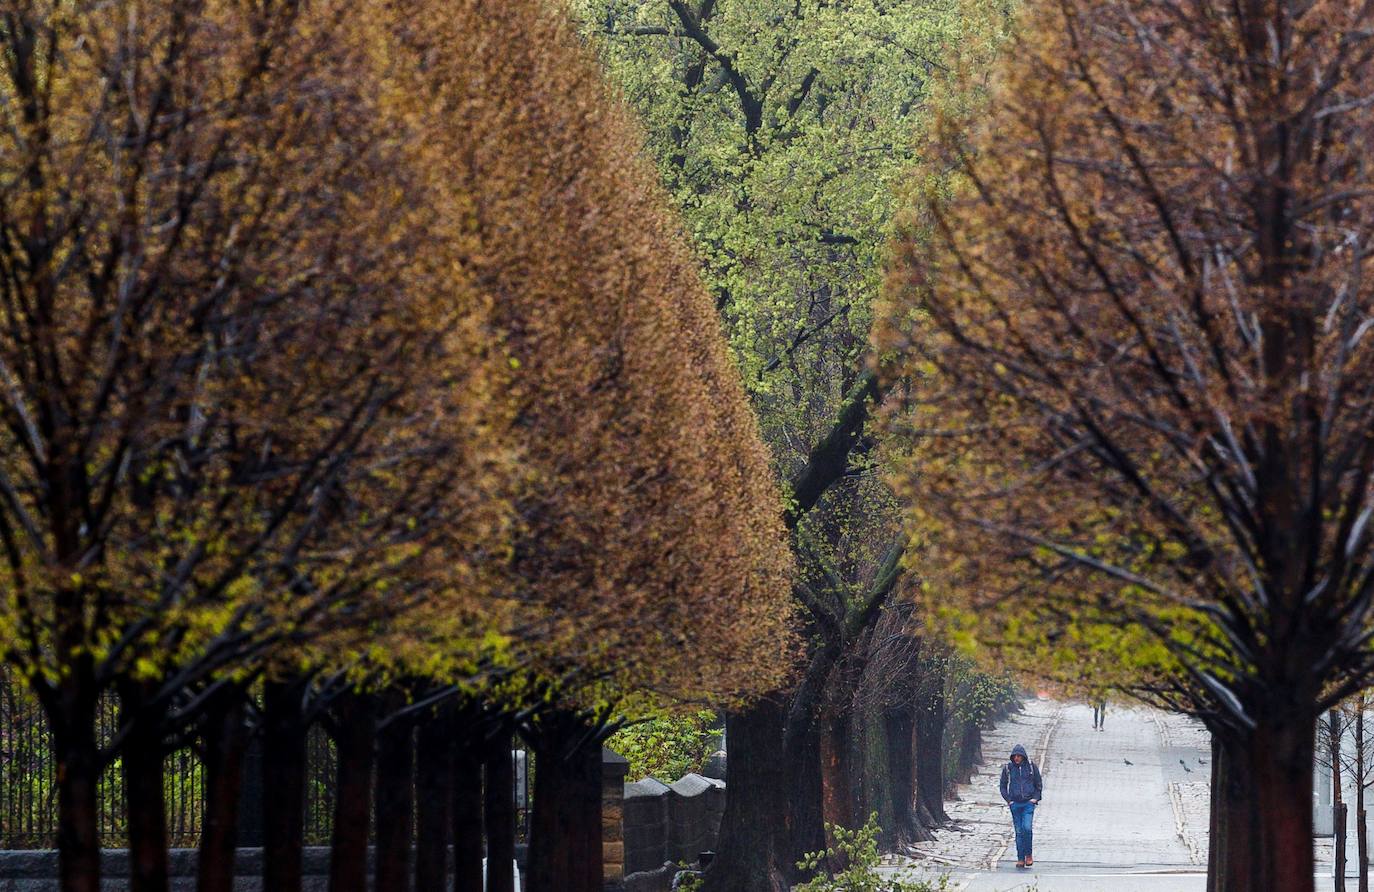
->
[881, 698, 1341, 891]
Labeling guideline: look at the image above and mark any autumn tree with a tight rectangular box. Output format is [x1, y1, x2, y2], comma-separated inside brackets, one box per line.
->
[879, 1, 1374, 890]
[0, 4, 510, 891]
[363, 1, 800, 889]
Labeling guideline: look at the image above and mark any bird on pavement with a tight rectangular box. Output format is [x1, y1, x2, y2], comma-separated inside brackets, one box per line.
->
[1124, 759, 1133, 765]
[1180, 760, 1192, 773]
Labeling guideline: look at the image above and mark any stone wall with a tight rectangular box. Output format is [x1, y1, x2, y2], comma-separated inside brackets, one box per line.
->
[620, 772, 725, 886]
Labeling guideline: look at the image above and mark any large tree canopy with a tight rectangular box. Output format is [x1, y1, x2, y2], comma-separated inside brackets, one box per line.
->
[879, 1, 1374, 889]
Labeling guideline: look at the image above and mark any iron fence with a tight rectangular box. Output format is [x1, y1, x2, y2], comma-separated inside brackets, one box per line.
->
[1, 671, 524, 850]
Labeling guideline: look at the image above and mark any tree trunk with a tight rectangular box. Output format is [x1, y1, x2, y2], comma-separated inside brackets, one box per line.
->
[1216, 719, 1315, 892]
[526, 711, 604, 892]
[785, 716, 825, 879]
[701, 698, 790, 892]
[914, 690, 948, 825]
[1358, 706, 1368, 892]
[454, 737, 484, 892]
[262, 679, 309, 892]
[1209, 733, 1261, 892]
[1334, 710, 1348, 892]
[484, 730, 517, 892]
[818, 712, 855, 875]
[883, 706, 931, 847]
[374, 697, 414, 892]
[119, 680, 170, 892]
[329, 693, 376, 892]
[1207, 734, 1224, 892]
[199, 688, 250, 892]
[53, 674, 101, 892]
[415, 709, 455, 892]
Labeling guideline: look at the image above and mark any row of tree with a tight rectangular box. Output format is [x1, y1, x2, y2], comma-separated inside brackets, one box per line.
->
[0, 1, 801, 891]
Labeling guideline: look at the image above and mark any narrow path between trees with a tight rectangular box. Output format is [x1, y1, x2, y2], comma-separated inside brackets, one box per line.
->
[888, 699, 1207, 891]
[886, 699, 1353, 891]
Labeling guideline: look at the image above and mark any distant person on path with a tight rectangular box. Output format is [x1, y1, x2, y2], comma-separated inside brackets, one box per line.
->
[1092, 700, 1106, 730]
[1000, 743, 1043, 869]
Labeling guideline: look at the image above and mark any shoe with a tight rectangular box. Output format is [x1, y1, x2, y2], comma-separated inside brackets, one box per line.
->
[1025, 856, 1034, 866]
[1016, 860, 1025, 868]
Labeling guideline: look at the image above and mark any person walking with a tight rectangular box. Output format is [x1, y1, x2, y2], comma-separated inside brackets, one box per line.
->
[1092, 700, 1106, 730]
[1000, 743, 1043, 869]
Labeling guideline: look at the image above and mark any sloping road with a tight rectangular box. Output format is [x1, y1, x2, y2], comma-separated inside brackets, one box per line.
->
[893, 700, 1210, 891]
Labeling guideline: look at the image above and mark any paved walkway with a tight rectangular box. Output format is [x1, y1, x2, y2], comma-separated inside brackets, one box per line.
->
[882, 698, 1343, 891]
[883, 699, 1210, 891]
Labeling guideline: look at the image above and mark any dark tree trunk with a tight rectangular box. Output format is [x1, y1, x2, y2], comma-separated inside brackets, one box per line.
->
[374, 696, 414, 892]
[1359, 708, 1368, 892]
[1210, 733, 1257, 892]
[883, 706, 931, 846]
[702, 699, 790, 892]
[1207, 735, 1223, 892]
[1334, 711, 1348, 892]
[199, 687, 250, 892]
[786, 715, 825, 878]
[329, 693, 376, 892]
[914, 690, 948, 825]
[262, 679, 309, 892]
[484, 730, 517, 892]
[526, 711, 604, 892]
[415, 709, 455, 892]
[1246, 719, 1317, 892]
[1210, 720, 1313, 892]
[454, 736, 484, 892]
[957, 723, 982, 784]
[819, 712, 853, 829]
[53, 673, 101, 892]
[119, 680, 170, 892]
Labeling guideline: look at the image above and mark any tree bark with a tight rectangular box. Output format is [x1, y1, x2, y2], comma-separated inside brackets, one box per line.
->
[526, 711, 604, 892]
[484, 730, 517, 892]
[883, 706, 931, 847]
[1359, 706, 1368, 892]
[783, 717, 824, 879]
[1207, 734, 1223, 892]
[1210, 720, 1315, 892]
[374, 697, 414, 892]
[819, 711, 854, 829]
[262, 679, 309, 892]
[328, 693, 376, 892]
[701, 698, 790, 892]
[415, 709, 455, 892]
[1334, 710, 1348, 892]
[198, 687, 250, 892]
[53, 674, 101, 892]
[119, 680, 170, 892]
[454, 737, 484, 892]
[914, 689, 948, 825]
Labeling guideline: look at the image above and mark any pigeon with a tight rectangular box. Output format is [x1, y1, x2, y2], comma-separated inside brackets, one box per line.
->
[1124, 759, 1133, 765]
[1180, 760, 1192, 773]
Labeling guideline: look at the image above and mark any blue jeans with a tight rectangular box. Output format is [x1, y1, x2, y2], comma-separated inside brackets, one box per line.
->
[1010, 801, 1036, 860]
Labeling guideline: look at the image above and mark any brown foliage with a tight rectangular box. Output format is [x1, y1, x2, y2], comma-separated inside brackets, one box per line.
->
[370, 0, 797, 704]
[0, 0, 509, 703]
[879, 1, 1374, 887]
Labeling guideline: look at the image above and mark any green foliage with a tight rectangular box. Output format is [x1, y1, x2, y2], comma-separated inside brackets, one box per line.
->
[573, 0, 1007, 461]
[796, 813, 949, 892]
[609, 709, 719, 780]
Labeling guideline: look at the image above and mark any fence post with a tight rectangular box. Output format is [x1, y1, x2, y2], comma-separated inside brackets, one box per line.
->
[601, 749, 629, 891]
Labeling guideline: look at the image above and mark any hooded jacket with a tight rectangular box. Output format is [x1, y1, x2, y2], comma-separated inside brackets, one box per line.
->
[1000, 744, 1043, 804]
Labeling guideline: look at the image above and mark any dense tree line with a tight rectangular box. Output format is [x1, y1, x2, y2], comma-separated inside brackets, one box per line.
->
[0, 1, 794, 891]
